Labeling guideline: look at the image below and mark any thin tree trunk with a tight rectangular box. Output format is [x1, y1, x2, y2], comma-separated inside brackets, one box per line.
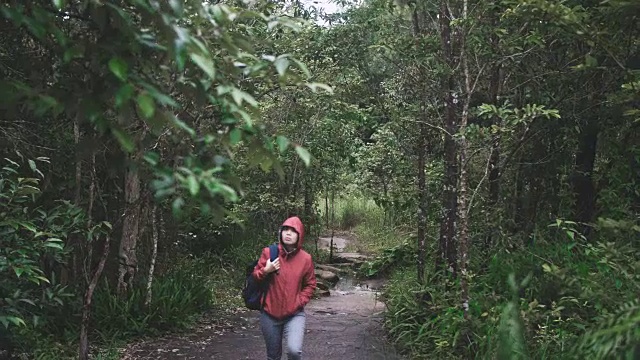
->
[117, 158, 142, 295]
[325, 187, 329, 228]
[69, 118, 82, 284]
[485, 53, 502, 249]
[79, 156, 108, 360]
[417, 120, 427, 284]
[303, 177, 313, 233]
[412, 6, 428, 285]
[458, 0, 472, 325]
[84, 153, 96, 284]
[329, 188, 335, 263]
[145, 204, 159, 307]
[437, 0, 458, 276]
[74, 119, 82, 205]
[513, 161, 525, 232]
[78, 234, 111, 360]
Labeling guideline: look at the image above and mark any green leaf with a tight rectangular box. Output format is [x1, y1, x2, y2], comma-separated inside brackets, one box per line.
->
[168, 113, 196, 137]
[4, 316, 25, 327]
[63, 45, 84, 63]
[44, 242, 64, 250]
[190, 52, 215, 79]
[140, 82, 178, 107]
[292, 58, 310, 78]
[172, 197, 185, 217]
[52, 0, 65, 10]
[187, 175, 199, 196]
[111, 127, 135, 153]
[274, 56, 290, 76]
[295, 145, 312, 166]
[115, 84, 134, 108]
[585, 54, 598, 67]
[276, 136, 290, 153]
[17, 221, 36, 233]
[28, 159, 36, 172]
[169, 0, 183, 16]
[229, 128, 242, 145]
[305, 82, 333, 94]
[136, 93, 155, 119]
[108, 57, 128, 81]
[231, 88, 257, 107]
[143, 152, 160, 166]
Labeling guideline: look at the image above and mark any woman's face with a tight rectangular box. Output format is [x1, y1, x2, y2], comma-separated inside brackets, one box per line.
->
[281, 227, 299, 247]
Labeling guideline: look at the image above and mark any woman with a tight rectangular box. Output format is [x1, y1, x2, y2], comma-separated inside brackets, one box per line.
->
[252, 216, 317, 360]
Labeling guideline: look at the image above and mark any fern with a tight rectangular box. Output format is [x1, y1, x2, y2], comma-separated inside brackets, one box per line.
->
[578, 299, 640, 359]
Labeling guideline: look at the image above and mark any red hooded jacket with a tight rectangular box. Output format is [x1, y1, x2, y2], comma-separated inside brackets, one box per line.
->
[252, 216, 317, 319]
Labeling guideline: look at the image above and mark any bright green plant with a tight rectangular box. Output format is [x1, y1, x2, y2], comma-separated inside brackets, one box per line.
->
[578, 299, 640, 359]
[0, 156, 77, 329]
[497, 274, 531, 360]
[91, 255, 212, 340]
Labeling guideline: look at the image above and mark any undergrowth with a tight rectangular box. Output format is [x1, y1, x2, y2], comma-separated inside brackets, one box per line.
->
[9, 244, 262, 359]
[338, 196, 640, 359]
[376, 239, 640, 359]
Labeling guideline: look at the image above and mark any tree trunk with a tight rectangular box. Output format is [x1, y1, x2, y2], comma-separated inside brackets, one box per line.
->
[69, 117, 82, 284]
[513, 162, 525, 231]
[329, 189, 335, 263]
[485, 58, 502, 249]
[79, 157, 108, 360]
[410, 6, 428, 285]
[145, 203, 159, 307]
[459, 0, 472, 324]
[325, 187, 329, 228]
[573, 120, 598, 235]
[437, 0, 458, 276]
[117, 158, 142, 295]
[78, 234, 111, 360]
[303, 177, 313, 232]
[417, 119, 427, 284]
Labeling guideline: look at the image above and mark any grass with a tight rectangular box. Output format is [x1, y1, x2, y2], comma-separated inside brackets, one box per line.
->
[318, 195, 409, 253]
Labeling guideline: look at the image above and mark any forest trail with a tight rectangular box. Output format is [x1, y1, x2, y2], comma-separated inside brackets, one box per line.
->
[120, 234, 404, 360]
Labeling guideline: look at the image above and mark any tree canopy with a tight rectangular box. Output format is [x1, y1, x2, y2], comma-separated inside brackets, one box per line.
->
[1, 0, 638, 359]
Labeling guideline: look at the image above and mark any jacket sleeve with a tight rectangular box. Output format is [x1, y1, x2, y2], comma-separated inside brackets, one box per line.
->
[252, 247, 270, 281]
[297, 256, 317, 309]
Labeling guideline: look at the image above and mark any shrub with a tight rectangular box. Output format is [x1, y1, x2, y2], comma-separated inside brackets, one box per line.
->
[91, 256, 213, 341]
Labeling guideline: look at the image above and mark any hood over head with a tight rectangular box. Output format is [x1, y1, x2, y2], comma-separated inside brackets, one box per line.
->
[280, 216, 304, 250]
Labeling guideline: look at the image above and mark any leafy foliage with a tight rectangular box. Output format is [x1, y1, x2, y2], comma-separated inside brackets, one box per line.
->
[0, 156, 76, 329]
[0, 0, 638, 357]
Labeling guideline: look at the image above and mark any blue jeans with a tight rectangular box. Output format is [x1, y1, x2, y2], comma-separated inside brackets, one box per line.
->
[260, 310, 306, 360]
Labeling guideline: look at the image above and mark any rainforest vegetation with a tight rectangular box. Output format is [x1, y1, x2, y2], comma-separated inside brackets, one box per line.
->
[0, 0, 638, 359]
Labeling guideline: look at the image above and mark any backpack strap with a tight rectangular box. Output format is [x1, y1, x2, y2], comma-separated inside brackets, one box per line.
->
[268, 243, 279, 263]
[261, 243, 280, 308]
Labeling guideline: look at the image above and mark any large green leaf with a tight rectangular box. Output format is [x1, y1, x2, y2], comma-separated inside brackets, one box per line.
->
[136, 93, 156, 119]
[108, 57, 129, 81]
[295, 145, 312, 166]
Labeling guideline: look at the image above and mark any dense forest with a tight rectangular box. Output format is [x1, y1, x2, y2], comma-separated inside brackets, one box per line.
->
[1, 0, 638, 359]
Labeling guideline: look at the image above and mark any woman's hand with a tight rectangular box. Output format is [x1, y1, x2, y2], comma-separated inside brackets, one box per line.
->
[264, 257, 280, 274]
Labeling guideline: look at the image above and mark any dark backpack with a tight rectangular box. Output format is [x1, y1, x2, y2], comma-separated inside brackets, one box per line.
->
[242, 243, 279, 310]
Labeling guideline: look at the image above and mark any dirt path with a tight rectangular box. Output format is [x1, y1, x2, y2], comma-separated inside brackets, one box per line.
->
[120, 235, 403, 360]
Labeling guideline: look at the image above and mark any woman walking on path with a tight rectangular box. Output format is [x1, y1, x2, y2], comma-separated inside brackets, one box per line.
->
[252, 216, 317, 360]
